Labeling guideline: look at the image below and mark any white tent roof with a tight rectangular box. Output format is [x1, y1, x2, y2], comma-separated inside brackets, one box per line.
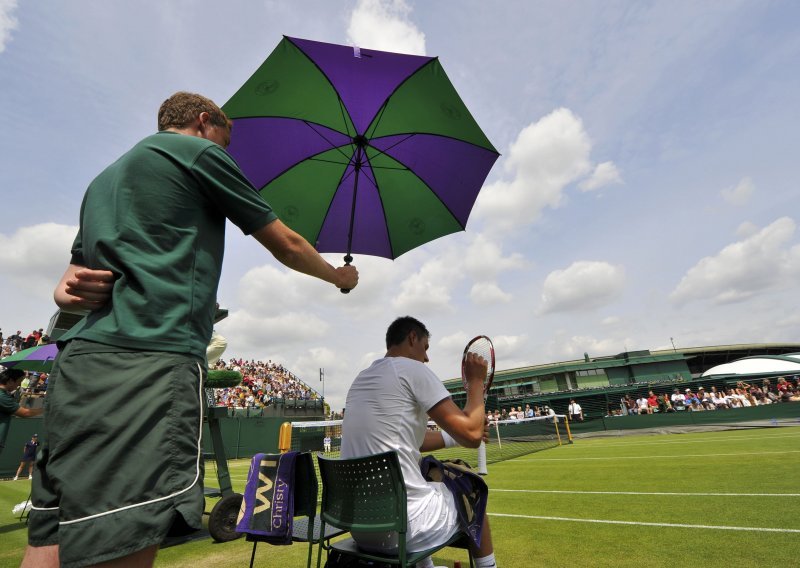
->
[701, 353, 800, 377]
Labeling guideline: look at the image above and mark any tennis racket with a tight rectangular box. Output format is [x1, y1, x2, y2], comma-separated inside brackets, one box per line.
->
[462, 335, 495, 474]
[461, 335, 495, 398]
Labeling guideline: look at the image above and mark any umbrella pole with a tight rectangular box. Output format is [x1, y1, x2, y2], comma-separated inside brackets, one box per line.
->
[340, 141, 365, 294]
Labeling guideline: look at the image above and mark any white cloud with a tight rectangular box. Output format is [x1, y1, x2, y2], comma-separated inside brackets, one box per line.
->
[0, 222, 75, 298]
[462, 234, 527, 281]
[539, 261, 625, 314]
[392, 256, 456, 314]
[438, 331, 470, 353]
[601, 315, 621, 325]
[670, 217, 800, 305]
[470, 281, 512, 304]
[346, 0, 425, 55]
[736, 221, 759, 239]
[579, 161, 623, 191]
[492, 334, 528, 361]
[435, 332, 527, 378]
[721, 177, 755, 205]
[237, 264, 310, 315]
[0, 0, 18, 54]
[473, 108, 619, 233]
[219, 310, 329, 353]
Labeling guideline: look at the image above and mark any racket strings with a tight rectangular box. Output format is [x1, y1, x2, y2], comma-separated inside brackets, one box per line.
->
[467, 339, 494, 373]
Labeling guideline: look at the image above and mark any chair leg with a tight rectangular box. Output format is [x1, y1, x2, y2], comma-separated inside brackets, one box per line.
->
[316, 521, 325, 568]
[249, 541, 258, 568]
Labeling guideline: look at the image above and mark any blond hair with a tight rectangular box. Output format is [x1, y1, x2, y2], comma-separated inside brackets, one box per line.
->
[157, 92, 231, 131]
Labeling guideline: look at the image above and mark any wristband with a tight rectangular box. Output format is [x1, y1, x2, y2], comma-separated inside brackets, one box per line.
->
[440, 430, 458, 449]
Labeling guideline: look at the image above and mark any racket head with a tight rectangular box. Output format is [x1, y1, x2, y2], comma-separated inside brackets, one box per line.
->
[461, 335, 495, 397]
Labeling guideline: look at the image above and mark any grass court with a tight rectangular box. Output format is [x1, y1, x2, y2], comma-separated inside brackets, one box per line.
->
[1, 425, 798, 567]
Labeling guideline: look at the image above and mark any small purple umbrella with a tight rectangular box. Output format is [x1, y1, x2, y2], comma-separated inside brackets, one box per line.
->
[0, 343, 59, 372]
[223, 36, 499, 264]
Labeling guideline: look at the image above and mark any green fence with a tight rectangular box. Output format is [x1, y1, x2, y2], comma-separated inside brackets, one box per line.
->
[567, 402, 800, 435]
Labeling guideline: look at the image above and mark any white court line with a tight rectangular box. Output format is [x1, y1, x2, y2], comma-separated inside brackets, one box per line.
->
[582, 430, 800, 448]
[488, 512, 800, 533]
[491, 489, 800, 497]
[517, 449, 800, 461]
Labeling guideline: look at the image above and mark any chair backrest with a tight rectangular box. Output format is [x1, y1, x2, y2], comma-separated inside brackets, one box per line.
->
[317, 450, 406, 534]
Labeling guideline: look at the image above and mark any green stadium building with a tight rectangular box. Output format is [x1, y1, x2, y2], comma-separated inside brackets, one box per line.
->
[443, 343, 800, 419]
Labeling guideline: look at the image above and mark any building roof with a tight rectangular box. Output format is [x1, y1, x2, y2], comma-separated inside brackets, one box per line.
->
[442, 342, 800, 390]
[701, 353, 800, 377]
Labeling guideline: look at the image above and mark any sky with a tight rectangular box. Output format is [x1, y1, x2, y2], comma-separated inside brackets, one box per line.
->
[1, 1, 799, 411]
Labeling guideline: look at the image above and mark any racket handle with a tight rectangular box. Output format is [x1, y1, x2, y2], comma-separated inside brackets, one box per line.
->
[340, 254, 353, 294]
[477, 440, 488, 475]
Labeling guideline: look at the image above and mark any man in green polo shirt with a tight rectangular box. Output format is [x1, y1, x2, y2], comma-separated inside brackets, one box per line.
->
[23, 92, 358, 568]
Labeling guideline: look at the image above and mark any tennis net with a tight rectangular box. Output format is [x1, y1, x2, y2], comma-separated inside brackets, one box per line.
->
[278, 414, 571, 487]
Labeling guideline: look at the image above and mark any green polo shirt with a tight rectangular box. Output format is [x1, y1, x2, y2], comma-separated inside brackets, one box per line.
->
[0, 389, 20, 449]
[60, 131, 277, 359]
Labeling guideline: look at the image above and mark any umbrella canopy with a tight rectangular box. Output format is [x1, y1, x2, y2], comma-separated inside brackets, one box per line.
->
[223, 36, 499, 260]
[0, 343, 59, 373]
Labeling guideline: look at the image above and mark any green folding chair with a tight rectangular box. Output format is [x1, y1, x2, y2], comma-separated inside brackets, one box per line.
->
[316, 451, 474, 568]
[246, 452, 345, 568]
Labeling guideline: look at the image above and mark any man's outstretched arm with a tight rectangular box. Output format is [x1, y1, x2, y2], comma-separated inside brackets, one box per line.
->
[252, 219, 358, 290]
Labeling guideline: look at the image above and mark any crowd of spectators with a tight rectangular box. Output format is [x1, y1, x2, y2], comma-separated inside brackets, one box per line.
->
[618, 377, 800, 415]
[2, 326, 319, 407]
[0, 328, 50, 358]
[1, 328, 51, 397]
[210, 357, 319, 408]
[487, 403, 555, 422]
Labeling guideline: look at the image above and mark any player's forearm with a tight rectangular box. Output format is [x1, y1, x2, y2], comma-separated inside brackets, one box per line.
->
[458, 394, 487, 447]
[419, 430, 445, 452]
[430, 398, 485, 448]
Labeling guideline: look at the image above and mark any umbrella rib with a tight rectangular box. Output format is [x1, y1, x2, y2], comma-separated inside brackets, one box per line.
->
[302, 121, 354, 162]
[364, 133, 416, 162]
[371, 131, 501, 155]
[363, 58, 438, 140]
[286, 36, 357, 137]
[367, 150, 467, 233]
[337, 97, 355, 138]
[311, 158, 360, 250]
[355, 154, 395, 259]
[307, 156, 354, 167]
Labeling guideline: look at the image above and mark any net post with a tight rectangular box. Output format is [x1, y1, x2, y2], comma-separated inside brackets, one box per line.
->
[554, 417, 562, 446]
[494, 420, 502, 449]
[278, 421, 292, 453]
[563, 416, 574, 444]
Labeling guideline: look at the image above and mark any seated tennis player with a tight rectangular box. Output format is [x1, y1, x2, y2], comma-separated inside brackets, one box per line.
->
[341, 316, 498, 568]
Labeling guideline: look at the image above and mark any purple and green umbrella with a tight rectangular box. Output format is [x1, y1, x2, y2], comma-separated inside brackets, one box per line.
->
[0, 343, 59, 373]
[223, 36, 499, 263]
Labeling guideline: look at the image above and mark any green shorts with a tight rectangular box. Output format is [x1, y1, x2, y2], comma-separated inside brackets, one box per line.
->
[28, 340, 206, 568]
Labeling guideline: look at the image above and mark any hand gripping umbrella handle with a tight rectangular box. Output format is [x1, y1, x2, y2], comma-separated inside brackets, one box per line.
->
[340, 254, 353, 294]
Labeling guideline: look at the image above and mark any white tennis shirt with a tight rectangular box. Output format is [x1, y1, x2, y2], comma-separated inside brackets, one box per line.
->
[341, 356, 451, 521]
